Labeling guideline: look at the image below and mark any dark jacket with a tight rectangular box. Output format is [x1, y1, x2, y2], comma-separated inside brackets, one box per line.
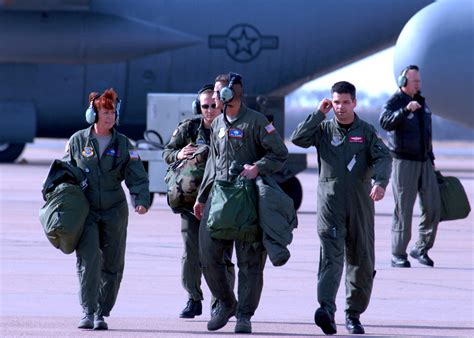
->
[379, 90, 435, 163]
[255, 175, 297, 267]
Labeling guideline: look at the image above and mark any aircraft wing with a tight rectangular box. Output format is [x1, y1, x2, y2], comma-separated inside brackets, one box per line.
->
[0, 0, 90, 11]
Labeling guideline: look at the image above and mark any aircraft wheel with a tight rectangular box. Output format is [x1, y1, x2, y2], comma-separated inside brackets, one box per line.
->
[278, 176, 303, 211]
[0, 143, 25, 163]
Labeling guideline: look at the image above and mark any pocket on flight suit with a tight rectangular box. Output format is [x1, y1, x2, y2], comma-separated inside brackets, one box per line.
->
[316, 179, 342, 239]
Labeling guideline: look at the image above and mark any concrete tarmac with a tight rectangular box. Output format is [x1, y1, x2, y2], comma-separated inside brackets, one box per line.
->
[1, 139, 473, 337]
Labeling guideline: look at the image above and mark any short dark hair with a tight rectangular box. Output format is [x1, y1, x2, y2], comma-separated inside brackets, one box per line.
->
[331, 81, 356, 100]
[215, 73, 230, 85]
[400, 64, 419, 75]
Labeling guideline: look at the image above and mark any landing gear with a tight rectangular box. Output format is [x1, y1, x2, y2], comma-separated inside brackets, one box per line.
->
[0, 143, 25, 163]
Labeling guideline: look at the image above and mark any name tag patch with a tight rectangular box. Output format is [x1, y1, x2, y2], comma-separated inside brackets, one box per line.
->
[104, 149, 121, 157]
[229, 128, 243, 138]
[349, 136, 364, 143]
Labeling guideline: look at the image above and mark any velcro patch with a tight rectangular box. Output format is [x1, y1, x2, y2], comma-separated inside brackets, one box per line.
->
[349, 136, 364, 143]
[129, 150, 140, 160]
[82, 146, 94, 158]
[229, 128, 243, 138]
[104, 149, 121, 157]
[265, 123, 276, 134]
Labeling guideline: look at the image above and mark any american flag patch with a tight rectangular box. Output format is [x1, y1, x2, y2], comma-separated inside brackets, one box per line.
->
[349, 136, 364, 143]
[265, 123, 276, 134]
[129, 150, 140, 160]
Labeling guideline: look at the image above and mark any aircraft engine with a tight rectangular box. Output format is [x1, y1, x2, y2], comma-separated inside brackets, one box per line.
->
[393, 0, 474, 129]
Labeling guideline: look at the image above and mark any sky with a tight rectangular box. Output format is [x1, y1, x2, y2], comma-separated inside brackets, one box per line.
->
[294, 47, 398, 97]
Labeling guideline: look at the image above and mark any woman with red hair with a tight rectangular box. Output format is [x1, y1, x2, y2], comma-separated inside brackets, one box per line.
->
[64, 88, 150, 330]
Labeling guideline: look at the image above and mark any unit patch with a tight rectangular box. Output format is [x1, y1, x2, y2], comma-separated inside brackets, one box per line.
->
[218, 127, 226, 138]
[82, 146, 94, 158]
[331, 135, 344, 146]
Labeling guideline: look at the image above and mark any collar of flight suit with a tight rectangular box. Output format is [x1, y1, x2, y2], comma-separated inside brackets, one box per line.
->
[85, 125, 118, 144]
[222, 103, 248, 125]
[330, 112, 362, 133]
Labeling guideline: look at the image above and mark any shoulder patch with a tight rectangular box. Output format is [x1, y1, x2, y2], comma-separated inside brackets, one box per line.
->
[129, 150, 140, 160]
[265, 123, 276, 134]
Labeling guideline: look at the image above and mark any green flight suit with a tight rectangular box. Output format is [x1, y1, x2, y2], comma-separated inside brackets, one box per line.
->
[163, 117, 235, 304]
[291, 111, 391, 319]
[197, 104, 288, 318]
[64, 126, 150, 316]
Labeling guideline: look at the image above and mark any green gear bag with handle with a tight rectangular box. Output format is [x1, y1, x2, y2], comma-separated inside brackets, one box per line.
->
[436, 170, 471, 221]
[207, 176, 258, 242]
[39, 182, 89, 254]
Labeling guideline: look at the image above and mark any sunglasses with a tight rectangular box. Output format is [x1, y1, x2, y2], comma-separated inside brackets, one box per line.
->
[201, 104, 216, 109]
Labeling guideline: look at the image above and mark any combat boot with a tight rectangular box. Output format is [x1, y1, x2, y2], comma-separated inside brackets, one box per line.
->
[180, 299, 202, 318]
[77, 314, 93, 329]
[207, 300, 236, 331]
[93, 314, 108, 330]
[391, 255, 411, 268]
[409, 247, 434, 267]
[345, 317, 365, 334]
[314, 307, 337, 335]
[235, 316, 252, 334]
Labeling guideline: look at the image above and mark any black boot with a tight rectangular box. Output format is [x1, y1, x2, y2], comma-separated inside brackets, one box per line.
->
[180, 299, 202, 318]
[93, 314, 108, 330]
[207, 300, 236, 331]
[235, 315, 252, 334]
[345, 317, 365, 334]
[391, 255, 411, 268]
[314, 307, 337, 335]
[409, 247, 434, 267]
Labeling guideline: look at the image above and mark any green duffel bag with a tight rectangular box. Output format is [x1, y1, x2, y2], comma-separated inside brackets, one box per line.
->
[39, 182, 89, 254]
[207, 177, 258, 242]
[436, 170, 471, 221]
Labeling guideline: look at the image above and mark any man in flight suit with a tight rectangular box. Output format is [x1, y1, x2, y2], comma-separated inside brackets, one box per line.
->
[291, 81, 391, 335]
[380, 65, 440, 268]
[163, 85, 235, 319]
[193, 73, 288, 334]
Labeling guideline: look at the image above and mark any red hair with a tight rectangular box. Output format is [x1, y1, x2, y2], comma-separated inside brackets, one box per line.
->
[89, 88, 118, 111]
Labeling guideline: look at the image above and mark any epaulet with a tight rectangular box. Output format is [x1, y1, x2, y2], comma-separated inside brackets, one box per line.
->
[177, 118, 193, 127]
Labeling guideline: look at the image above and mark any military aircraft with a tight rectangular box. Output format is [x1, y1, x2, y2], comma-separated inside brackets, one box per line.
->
[0, 0, 472, 163]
